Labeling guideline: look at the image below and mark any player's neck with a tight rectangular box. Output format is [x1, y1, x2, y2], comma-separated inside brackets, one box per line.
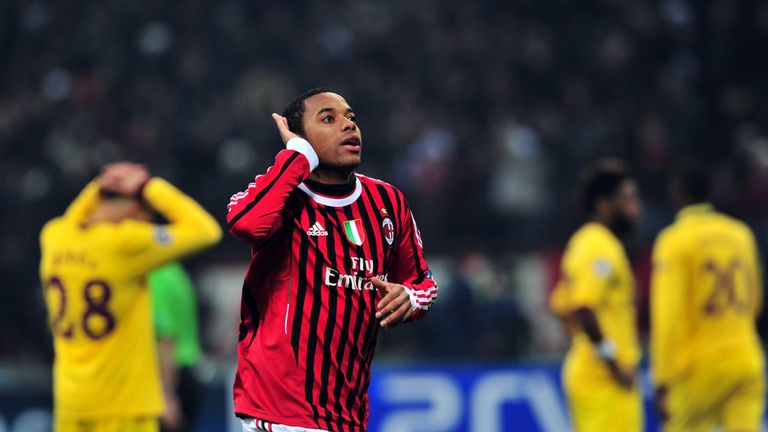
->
[86, 206, 120, 226]
[309, 168, 356, 186]
[676, 199, 703, 211]
[591, 214, 633, 239]
[590, 214, 611, 229]
[86, 202, 132, 226]
[305, 177, 356, 197]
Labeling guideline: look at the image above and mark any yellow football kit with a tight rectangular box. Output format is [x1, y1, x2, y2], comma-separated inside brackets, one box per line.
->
[651, 204, 765, 432]
[39, 178, 221, 430]
[551, 222, 642, 432]
[55, 416, 158, 432]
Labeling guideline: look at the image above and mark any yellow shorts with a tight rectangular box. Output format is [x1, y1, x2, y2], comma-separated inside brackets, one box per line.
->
[562, 353, 643, 432]
[563, 364, 643, 432]
[566, 381, 642, 432]
[55, 416, 158, 432]
[664, 358, 765, 432]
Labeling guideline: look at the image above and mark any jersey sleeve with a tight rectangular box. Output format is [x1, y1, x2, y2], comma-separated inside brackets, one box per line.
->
[389, 193, 438, 321]
[549, 279, 570, 318]
[650, 230, 690, 385]
[567, 240, 613, 309]
[226, 138, 319, 245]
[745, 228, 763, 319]
[62, 180, 100, 223]
[121, 178, 222, 275]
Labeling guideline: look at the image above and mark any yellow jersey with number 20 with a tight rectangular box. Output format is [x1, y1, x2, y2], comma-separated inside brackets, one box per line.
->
[651, 204, 763, 387]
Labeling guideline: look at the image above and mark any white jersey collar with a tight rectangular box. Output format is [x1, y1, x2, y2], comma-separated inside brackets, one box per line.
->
[298, 177, 362, 207]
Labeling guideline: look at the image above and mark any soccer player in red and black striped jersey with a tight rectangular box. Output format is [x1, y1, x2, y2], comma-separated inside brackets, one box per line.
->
[227, 88, 438, 432]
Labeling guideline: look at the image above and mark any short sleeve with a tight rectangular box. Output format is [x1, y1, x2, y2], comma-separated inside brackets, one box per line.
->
[549, 280, 570, 317]
[567, 240, 615, 309]
[650, 230, 689, 385]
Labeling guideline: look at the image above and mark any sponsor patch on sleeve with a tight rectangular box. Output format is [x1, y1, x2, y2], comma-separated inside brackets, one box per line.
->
[154, 226, 173, 246]
[592, 258, 612, 278]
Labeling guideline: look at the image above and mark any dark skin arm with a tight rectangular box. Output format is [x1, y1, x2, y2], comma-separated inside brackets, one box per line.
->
[158, 338, 184, 430]
[572, 306, 634, 389]
[654, 385, 670, 422]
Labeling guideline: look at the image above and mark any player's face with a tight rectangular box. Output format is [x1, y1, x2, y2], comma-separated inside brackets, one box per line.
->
[301, 92, 362, 171]
[612, 179, 642, 234]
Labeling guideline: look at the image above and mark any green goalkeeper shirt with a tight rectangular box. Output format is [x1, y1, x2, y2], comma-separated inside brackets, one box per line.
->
[149, 262, 202, 367]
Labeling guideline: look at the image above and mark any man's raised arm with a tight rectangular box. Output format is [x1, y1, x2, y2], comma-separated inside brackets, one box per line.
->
[227, 114, 318, 245]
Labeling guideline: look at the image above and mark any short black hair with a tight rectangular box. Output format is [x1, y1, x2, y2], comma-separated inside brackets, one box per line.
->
[99, 189, 132, 200]
[580, 158, 632, 215]
[671, 161, 712, 204]
[282, 87, 336, 136]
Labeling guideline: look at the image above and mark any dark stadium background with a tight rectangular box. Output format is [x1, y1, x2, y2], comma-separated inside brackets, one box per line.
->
[2, 0, 768, 430]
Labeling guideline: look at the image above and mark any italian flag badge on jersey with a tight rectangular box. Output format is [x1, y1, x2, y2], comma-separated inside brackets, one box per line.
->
[343, 219, 366, 246]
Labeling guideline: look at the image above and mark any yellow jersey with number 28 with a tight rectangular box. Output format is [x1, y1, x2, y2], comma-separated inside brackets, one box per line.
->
[39, 178, 221, 419]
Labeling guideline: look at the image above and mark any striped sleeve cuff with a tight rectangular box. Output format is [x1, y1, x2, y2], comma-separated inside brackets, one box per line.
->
[402, 284, 438, 314]
[286, 137, 319, 171]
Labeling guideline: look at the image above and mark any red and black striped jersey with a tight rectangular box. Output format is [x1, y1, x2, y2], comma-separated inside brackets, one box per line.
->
[227, 138, 438, 432]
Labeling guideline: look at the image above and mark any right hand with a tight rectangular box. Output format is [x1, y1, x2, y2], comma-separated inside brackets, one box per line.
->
[605, 359, 635, 389]
[272, 113, 300, 145]
[654, 385, 670, 422]
[369, 278, 413, 329]
[100, 162, 150, 196]
[160, 392, 184, 430]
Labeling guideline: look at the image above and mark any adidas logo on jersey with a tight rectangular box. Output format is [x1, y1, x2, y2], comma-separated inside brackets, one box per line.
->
[306, 222, 329, 236]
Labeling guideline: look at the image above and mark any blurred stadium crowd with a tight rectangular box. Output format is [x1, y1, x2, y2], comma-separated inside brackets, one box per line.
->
[3, 0, 768, 368]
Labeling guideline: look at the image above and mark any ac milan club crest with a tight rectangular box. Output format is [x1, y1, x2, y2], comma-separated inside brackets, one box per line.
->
[382, 217, 395, 246]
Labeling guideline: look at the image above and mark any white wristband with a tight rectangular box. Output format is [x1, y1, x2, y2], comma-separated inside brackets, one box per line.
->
[286, 137, 319, 171]
[596, 339, 617, 361]
[402, 285, 420, 313]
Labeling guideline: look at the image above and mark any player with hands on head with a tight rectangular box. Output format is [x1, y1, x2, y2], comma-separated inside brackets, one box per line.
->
[40, 162, 221, 432]
[228, 88, 438, 432]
